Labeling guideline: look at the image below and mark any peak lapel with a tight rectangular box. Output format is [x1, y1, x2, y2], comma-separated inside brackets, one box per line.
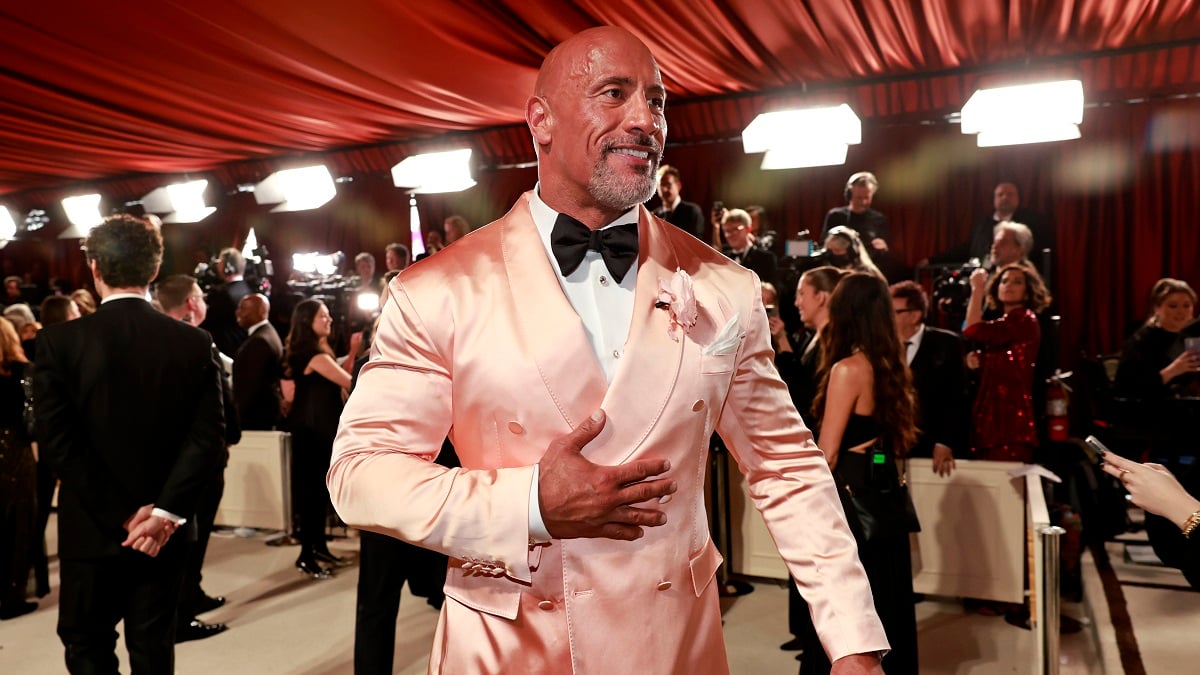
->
[593, 208, 685, 464]
[503, 194, 607, 429]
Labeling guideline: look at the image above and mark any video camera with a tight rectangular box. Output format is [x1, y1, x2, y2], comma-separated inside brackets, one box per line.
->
[193, 245, 273, 295]
[931, 258, 983, 315]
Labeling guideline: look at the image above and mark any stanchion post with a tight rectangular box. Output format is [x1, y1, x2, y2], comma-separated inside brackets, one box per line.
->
[1039, 525, 1065, 675]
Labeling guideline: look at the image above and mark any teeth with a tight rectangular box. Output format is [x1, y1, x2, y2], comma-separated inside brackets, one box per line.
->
[612, 148, 649, 159]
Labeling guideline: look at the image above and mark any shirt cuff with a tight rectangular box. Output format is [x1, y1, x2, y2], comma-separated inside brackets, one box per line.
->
[528, 464, 552, 543]
[151, 507, 187, 526]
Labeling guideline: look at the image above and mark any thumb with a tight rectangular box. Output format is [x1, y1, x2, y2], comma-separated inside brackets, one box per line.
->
[566, 409, 607, 451]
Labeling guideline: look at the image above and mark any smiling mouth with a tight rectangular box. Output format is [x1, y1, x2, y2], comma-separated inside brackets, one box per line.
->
[609, 147, 652, 161]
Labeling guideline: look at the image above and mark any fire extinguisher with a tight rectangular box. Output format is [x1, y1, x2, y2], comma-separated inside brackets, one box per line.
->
[1046, 369, 1073, 442]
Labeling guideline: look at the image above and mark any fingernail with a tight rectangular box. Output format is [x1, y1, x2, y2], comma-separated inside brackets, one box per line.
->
[663, 459, 671, 471]
[659, 494, 672, 504]
[591, 410, 604, 423]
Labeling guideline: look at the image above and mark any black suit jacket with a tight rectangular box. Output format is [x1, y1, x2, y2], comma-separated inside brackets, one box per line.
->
[33, 298, 225, 559]
[908, 326, 968, 457]
[724, 246, 779, 289]
[233, 322, 284, 431]
[654, 200, 706, 241]
[201, 279, 253, 358]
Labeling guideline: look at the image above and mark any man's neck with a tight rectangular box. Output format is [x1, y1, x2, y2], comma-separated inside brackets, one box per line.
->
[165, 309, 197, 326]
[662, 195, 681, 211]
[898, 323, 921, 342]
[994, 210, 1015, 221]
[537, 179, 630, 229]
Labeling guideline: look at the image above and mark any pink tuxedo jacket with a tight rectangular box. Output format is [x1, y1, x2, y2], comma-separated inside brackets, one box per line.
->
[329, 193, 887, 674]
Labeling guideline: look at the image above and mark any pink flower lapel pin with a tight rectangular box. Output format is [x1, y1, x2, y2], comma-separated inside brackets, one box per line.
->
[655, 269, 698, 342]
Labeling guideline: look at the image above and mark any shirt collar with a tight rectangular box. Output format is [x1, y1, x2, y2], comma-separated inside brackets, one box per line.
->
[246, 319, 270, 334]
[662, 195, 681, 212]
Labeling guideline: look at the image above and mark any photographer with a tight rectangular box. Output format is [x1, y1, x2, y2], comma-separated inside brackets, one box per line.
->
[200, 248, 253, 358]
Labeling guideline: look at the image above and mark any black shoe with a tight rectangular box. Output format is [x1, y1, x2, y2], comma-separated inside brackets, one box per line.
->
[175, 619, 227, 643]
[295, 556, 333, 579]
[780, 637, 803, 651]
[195, 593, 226, 614]
[313, 549, 346, 566]
[0, 601, 37, 620]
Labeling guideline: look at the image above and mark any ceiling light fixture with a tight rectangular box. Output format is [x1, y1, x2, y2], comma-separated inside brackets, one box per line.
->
[58, 193, 104, 239]
[142, 179, 216, 223]
[391, 149, 476, 194]
[742, 104, 862, 169]
[960, 79, 1084, 147]
[254, 166, 337, 212]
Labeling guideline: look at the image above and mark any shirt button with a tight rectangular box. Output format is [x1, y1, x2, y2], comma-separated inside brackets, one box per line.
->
[612, 349, 621, 359]
[656, 581, 672, 591]
[692, 400, 705, 412]
[538, 600, 555, 611]
[599, 275, 609, 286]
[507, 421, 524, 435]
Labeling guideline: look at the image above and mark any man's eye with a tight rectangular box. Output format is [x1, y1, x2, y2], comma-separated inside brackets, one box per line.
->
[649, 97, 666, 110]
[604, 88, 623, 99]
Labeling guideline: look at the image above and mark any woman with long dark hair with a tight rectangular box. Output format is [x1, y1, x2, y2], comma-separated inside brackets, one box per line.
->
[0, 318, 37, 619]
[803, 272, 919, 675]
[285, 299, 351, 578]
[964, 264, 1052, 462]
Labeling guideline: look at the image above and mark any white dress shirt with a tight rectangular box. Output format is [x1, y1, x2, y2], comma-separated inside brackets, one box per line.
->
[525, 186, 640, 540]
[904, 323, 926, 366]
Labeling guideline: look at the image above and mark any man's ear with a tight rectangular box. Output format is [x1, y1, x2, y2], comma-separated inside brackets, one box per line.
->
[526, 96, 552, 147]
[88, 259, 101, 283]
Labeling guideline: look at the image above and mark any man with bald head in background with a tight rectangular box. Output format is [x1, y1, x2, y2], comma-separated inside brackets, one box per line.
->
[232, 294, 284, 431]
[329, 27, 886, 674]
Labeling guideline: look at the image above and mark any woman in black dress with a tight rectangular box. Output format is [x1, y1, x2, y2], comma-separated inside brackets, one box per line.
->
[803, 273, 919, 675]
[285, 299, 351, 578]
[0, 318, 37, 619]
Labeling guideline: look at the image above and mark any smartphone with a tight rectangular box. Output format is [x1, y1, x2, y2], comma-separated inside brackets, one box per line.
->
[764, 304, 779, 318]
[712, 200, 724, 214]
[1084, 435, 1110, 460]
[1186, 336, 1200, 352]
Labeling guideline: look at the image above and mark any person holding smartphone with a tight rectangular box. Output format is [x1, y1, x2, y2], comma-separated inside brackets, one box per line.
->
[1098, 443, 1200, 589]
[1115, 278, 1200, 400]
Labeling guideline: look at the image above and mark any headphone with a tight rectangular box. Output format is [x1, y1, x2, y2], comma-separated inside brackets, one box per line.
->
[844, 171, 878, 202]
[824, 226, 862, 259]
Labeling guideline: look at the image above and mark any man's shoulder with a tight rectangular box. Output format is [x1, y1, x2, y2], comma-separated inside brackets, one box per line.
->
[924, 326, 964, 344]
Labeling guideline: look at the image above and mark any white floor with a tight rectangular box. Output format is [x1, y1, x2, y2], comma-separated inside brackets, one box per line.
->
[2, 519, 1197, 674]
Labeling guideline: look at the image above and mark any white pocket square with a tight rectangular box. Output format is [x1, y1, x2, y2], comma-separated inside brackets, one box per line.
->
[703, 314, 742, 355]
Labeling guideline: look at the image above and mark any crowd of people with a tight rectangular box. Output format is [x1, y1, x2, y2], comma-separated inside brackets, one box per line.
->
[0, 24, 1196, 675]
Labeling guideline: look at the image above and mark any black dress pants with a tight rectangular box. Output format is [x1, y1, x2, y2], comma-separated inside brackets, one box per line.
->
[58, 540, 187, 675]
[177, 473, 224, 622]
[354, 531, 448, 675]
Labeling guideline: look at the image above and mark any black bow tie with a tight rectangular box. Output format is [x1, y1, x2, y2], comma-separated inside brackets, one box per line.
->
[550, 213, 638, 283]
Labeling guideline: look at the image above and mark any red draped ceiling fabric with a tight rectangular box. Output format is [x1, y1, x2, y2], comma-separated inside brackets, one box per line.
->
[0, 1, 1198, 364]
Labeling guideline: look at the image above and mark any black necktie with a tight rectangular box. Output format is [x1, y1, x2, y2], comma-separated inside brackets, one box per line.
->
[550, 213, 638, 283]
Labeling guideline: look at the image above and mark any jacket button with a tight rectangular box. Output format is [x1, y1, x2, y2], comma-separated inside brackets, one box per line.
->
[656, 581, 672, 591]
[507, 421, 524, 435]
[692, 400, 705, 412]
[538, 600, 555, 611]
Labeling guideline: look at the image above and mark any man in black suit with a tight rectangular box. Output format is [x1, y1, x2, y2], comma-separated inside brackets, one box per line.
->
[233, 293, 284, 431]
[34, 214, 224, 673]
[721, 208, 778, 289]
[924, 181, 1053, 270]
[652, 164, 706, 240]
[891, 281, 967, 476]
[157, 274, 241, 642]
[200, 247, 253, 358]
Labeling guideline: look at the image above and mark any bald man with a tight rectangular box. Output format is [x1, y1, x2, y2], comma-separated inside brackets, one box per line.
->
[232, 294, 284, 431]
[329, 27, 886, 674]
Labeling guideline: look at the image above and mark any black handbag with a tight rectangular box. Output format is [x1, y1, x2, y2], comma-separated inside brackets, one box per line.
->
[19, 363, 35, 438]
[837, 448, 920, 542]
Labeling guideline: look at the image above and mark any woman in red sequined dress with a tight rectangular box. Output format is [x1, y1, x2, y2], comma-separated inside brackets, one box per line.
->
[963, 264, 1052, 462]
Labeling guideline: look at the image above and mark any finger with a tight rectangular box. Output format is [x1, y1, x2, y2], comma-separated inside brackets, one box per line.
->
[610, 458, 672, 486]
[609, 505, 668, 527]
[596, 523, 645, 541]
[561, 410, 607, 453]
[1100, 452, 1135, 471]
